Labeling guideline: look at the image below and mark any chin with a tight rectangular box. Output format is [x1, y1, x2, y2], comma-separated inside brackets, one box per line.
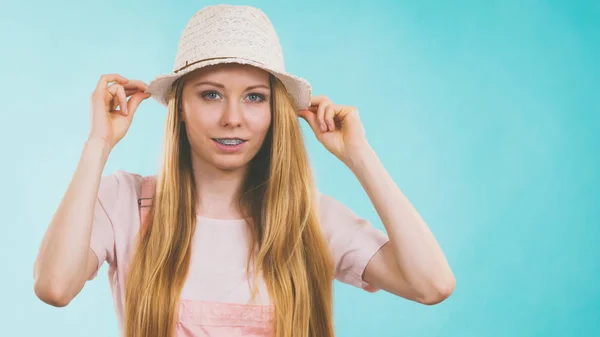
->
[210, 154, 252, 171]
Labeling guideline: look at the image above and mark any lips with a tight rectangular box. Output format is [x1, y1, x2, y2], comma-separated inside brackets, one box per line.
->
[211, 138, 247, 146]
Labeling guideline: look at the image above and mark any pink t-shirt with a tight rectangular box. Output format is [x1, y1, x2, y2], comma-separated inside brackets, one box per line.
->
[88, 170, 389, 336]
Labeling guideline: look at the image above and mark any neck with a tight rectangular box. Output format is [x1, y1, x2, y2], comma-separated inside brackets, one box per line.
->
[191, 156, 248, 220]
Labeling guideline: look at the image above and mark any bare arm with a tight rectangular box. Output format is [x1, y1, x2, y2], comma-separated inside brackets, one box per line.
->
[351, 146, 455, 305]
[33, 138, 111, 306]
[33, 74, 149, 307]
[297, 96, 455, 305]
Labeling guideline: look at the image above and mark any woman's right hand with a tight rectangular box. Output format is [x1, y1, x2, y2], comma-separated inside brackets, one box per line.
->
[88, 73, 150, 149]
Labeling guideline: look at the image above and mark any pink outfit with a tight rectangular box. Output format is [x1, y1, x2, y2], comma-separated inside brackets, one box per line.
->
[89, 170, 389, 336]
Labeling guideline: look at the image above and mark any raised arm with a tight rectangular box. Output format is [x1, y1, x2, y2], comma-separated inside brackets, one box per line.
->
[33, 74, 148, 306]
[298, 95, 455, 305]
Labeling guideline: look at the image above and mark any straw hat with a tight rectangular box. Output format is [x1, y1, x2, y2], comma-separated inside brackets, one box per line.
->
[146, 4, 311, 111]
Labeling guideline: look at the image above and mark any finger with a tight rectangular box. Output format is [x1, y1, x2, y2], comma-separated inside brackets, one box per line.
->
[114, 85, 128, 116]
[96, 73, 128, 92]
[335, 104, 357, 122]
[324, 105, 336, 132]
[121, 79, 149, 92]
[108, 84, 135, 105]
[316, 102, 329, 133]
[107, 85, 120, 110]
[109, 91, 119, 111]
[124, 87, 147, 97]
[310, 95, 331, 108]
[125, 89, 140, 96]
[126, 91, 151, 119]
[297, 109, 321, 136]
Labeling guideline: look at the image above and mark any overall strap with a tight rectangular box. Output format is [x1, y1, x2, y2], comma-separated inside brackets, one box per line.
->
[138, 175, 156, 234]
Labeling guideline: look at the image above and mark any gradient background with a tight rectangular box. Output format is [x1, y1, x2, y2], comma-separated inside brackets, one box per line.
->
[1, 0, 599, 336]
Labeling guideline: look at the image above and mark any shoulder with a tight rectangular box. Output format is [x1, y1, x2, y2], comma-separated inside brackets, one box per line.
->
[315, 190, 363, 228]
[97, 170, 146, 214]
[314, 190, 389, 290]
[99, 169, 143, 196]
[314, 189, 388, 251]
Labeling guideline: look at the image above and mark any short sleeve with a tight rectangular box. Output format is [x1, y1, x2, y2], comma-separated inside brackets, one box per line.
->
[87, 173, 120, 280]
[317, 192, 390, 292]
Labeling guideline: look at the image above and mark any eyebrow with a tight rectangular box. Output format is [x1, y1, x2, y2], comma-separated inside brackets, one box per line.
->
[194, 81, 270, 91]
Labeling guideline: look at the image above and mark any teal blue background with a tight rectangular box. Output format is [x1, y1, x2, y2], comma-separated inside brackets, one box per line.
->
[1, 0, 598, 335]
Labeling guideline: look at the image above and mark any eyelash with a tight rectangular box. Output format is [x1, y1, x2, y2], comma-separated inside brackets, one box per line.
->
[201, 91, 267, 103]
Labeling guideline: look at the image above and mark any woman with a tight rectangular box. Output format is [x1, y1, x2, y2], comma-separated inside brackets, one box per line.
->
[33, 4, 455, 337]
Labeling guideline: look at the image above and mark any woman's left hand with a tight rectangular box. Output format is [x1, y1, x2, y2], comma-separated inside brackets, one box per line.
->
[297, 95, 370, 165]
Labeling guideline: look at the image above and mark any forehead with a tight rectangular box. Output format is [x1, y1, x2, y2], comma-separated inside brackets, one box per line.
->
[184, 63, 270, 86]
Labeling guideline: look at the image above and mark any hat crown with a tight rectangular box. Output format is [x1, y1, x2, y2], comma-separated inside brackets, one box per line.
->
[174, 5, 285, 73]
[147, 4, 311, 110]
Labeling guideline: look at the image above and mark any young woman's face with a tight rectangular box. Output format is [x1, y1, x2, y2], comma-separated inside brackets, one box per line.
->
[180, 64, 272, 172]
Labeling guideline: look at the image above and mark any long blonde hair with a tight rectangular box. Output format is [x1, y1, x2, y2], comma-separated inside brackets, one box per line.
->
[124, 70, 335, 337]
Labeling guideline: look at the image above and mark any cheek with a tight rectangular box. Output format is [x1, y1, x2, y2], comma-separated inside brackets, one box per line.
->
[183, 116, 213, 149]
[247, 110, 272, 137]
[184, 108, 218, 135]
[183, 97, 220, 125]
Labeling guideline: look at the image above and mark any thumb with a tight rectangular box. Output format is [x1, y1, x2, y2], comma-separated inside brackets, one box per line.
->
[127, 92, 151, 118]
[297, 109, 321, 137]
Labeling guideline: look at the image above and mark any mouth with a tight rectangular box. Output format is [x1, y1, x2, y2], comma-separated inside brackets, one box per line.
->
[211, 138, 247, 146]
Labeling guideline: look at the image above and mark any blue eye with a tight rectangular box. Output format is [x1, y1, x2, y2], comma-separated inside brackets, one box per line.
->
[202, 91, 221, 100]
[200, 91, 266, 102]
[247, 93, 266, 102]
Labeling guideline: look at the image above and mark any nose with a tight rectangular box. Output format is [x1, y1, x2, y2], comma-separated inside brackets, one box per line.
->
[220, 101, 243, 128]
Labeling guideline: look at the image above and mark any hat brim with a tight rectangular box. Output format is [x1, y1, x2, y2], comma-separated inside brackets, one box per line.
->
[146, 57, 312, 111]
